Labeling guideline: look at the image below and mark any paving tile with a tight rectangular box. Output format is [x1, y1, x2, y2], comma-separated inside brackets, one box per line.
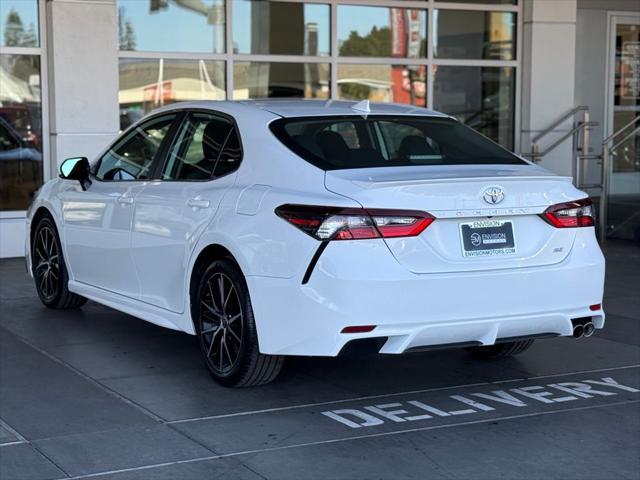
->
[0, 423, 19, 445]
[102, 364, 356, 422]
[596, 313, 640, 346]
[85, 457, 263, 480]
[0, 329, 155, 440]
[0, 444, 65, 480]
[45, 331, 201, 381]
[172, 366, 640, 457]
[240, 402, 639, 480]
[34, 425, 212, 477]
[0, 298, 173, 350]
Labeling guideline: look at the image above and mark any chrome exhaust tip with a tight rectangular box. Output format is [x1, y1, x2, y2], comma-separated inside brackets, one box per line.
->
[583, 322, 595, 338]
[573, 324, 584, 338]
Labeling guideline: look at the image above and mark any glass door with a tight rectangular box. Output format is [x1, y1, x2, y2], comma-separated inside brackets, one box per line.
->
[605, 14, 640, 241]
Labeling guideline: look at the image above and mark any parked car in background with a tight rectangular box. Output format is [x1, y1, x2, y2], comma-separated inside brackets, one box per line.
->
[0, 116, 42, 210]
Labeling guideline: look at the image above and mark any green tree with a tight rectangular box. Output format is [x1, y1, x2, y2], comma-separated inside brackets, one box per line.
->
[21, 23, 38, 47]
[339, 27, 392, 57]
[118, 7, 137, 50]
[3, 9, 25, 47]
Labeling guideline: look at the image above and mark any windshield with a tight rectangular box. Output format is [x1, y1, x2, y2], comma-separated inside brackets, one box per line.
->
[270, 115, 525, 170]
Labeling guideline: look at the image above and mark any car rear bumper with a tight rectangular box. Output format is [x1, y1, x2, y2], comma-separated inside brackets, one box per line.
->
[247, 229, 605, 356]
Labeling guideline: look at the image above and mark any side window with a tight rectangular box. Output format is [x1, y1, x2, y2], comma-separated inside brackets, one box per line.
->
[163, 113, 232, 181]
[95, 114, 176, 181]
[215, 127, 242, 178]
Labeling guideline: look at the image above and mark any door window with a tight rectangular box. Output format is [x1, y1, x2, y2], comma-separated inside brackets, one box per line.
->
[162, 112, 242, 180]
[163, 113, 231, 180]
[94, 114, 176, 181]
[215, 126, 242, 177]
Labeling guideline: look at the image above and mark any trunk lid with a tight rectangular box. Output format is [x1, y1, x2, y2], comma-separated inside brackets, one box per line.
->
[325, 164, 586, 273]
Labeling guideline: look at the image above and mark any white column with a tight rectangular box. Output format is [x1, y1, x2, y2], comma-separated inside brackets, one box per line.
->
[46, 0, 119, 174]
[520, 0, 578, 176]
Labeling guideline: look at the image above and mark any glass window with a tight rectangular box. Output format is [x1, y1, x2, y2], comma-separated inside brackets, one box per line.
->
[433, 66, 515, 149]
[438, 0, 516, 4]
[270, 116, 523, 171]
[163, 113, 232, 180]
[119, 58, 225, 131]
[216, 126, 242, 177]
[233, 62, 329, 99]
[0, 54, 42, 211]
[233, 1, 329, 56]
[95, 114, 176, 181]
[0, 0, 39, 47]
[434, 10, 516, 60]
[337, 64, 426, 107]
[117, 0, 225, 53]
[338, 6, 426, 58]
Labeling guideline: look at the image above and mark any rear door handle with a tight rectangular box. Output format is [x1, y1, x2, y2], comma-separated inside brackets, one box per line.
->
[117, 195, 134, 205]
[188, 198, 210, 209]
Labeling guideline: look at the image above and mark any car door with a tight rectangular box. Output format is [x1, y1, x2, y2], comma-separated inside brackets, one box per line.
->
[130, 111, 242, 312]
[60, 113, 178, 298]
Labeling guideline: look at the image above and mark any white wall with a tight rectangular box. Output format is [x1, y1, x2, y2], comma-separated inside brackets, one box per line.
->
[47, 0, 120, 172]
[520, 0, 577, 177]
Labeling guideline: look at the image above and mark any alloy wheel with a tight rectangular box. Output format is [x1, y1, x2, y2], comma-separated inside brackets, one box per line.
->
[34, 225, 59, 302]
[199, 272, 244, 374]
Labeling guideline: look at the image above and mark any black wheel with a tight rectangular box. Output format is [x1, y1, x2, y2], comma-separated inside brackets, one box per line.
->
[32, 215, 87, 309]
[195, 258, 284, 387]
[465, 339, 534, 358]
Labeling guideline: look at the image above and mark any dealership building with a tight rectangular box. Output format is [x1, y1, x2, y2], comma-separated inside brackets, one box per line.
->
[0, 0, 638, 257]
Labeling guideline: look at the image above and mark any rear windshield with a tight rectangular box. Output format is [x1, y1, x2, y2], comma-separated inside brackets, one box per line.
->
[269, 115, 525, 170]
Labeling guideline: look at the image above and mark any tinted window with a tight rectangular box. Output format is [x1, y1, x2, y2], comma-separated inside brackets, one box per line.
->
[95, 114, 176, 181]
[163, 113, 232, 180]
[270, 116, 524, 170]
[0, 122, 19, 151]
[215, 127, 242, 177]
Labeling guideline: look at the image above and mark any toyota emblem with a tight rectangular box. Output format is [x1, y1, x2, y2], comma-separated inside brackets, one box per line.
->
[482, 186, 505, 205]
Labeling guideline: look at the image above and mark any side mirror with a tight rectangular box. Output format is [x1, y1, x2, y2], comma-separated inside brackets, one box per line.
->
[60, 157, 92, 191]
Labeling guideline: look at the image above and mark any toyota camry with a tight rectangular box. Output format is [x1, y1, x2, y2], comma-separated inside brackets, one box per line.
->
[25, 100, 605, 387]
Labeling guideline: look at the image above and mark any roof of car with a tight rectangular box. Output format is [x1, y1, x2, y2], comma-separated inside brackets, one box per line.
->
[152, 99, 448, 119]
[240, 99, 448, 118]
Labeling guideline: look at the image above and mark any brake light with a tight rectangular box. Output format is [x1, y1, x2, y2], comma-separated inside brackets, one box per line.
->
[541, 198, 595, 228]
[275, 205, 435, 241]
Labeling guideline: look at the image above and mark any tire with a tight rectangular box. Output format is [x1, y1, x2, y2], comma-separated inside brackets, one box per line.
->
[465, 339, 534, 358]
[194, 258, 284, 387]
[32, 215, 87, 309]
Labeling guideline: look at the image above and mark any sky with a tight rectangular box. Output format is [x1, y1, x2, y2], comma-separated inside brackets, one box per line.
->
[117, 0, 406, 55]
[0, 0, 40, 47]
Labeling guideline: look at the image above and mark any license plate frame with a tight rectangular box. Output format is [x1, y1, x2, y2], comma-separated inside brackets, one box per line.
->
[459, 220, 516, 258]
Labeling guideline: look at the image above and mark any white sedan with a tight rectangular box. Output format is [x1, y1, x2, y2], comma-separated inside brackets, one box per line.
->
[25, 100, 605, 387]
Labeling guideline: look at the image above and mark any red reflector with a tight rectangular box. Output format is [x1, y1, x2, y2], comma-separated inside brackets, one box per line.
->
[341, 325, 376, 334]
[589, 304, 601, 311]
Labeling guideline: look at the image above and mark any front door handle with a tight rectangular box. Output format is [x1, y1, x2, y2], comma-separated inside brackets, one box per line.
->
[117, 195, 134, 205]
[188, 198, 210, 209]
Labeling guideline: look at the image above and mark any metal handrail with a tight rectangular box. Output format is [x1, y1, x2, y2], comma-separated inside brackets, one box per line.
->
[603, 115, 640, 145]
[525, 106, 595, 162]
[533, 121, 598, 159]
[599, 116, 640, 241]
[531, 106, 589, 144]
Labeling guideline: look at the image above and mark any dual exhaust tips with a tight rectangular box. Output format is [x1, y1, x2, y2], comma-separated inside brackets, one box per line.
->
[573, 322, 595, 338]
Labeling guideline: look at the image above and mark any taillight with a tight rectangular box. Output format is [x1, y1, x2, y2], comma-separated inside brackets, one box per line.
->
[541, 198, 595, 228]
[275, 204, 435, 241]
